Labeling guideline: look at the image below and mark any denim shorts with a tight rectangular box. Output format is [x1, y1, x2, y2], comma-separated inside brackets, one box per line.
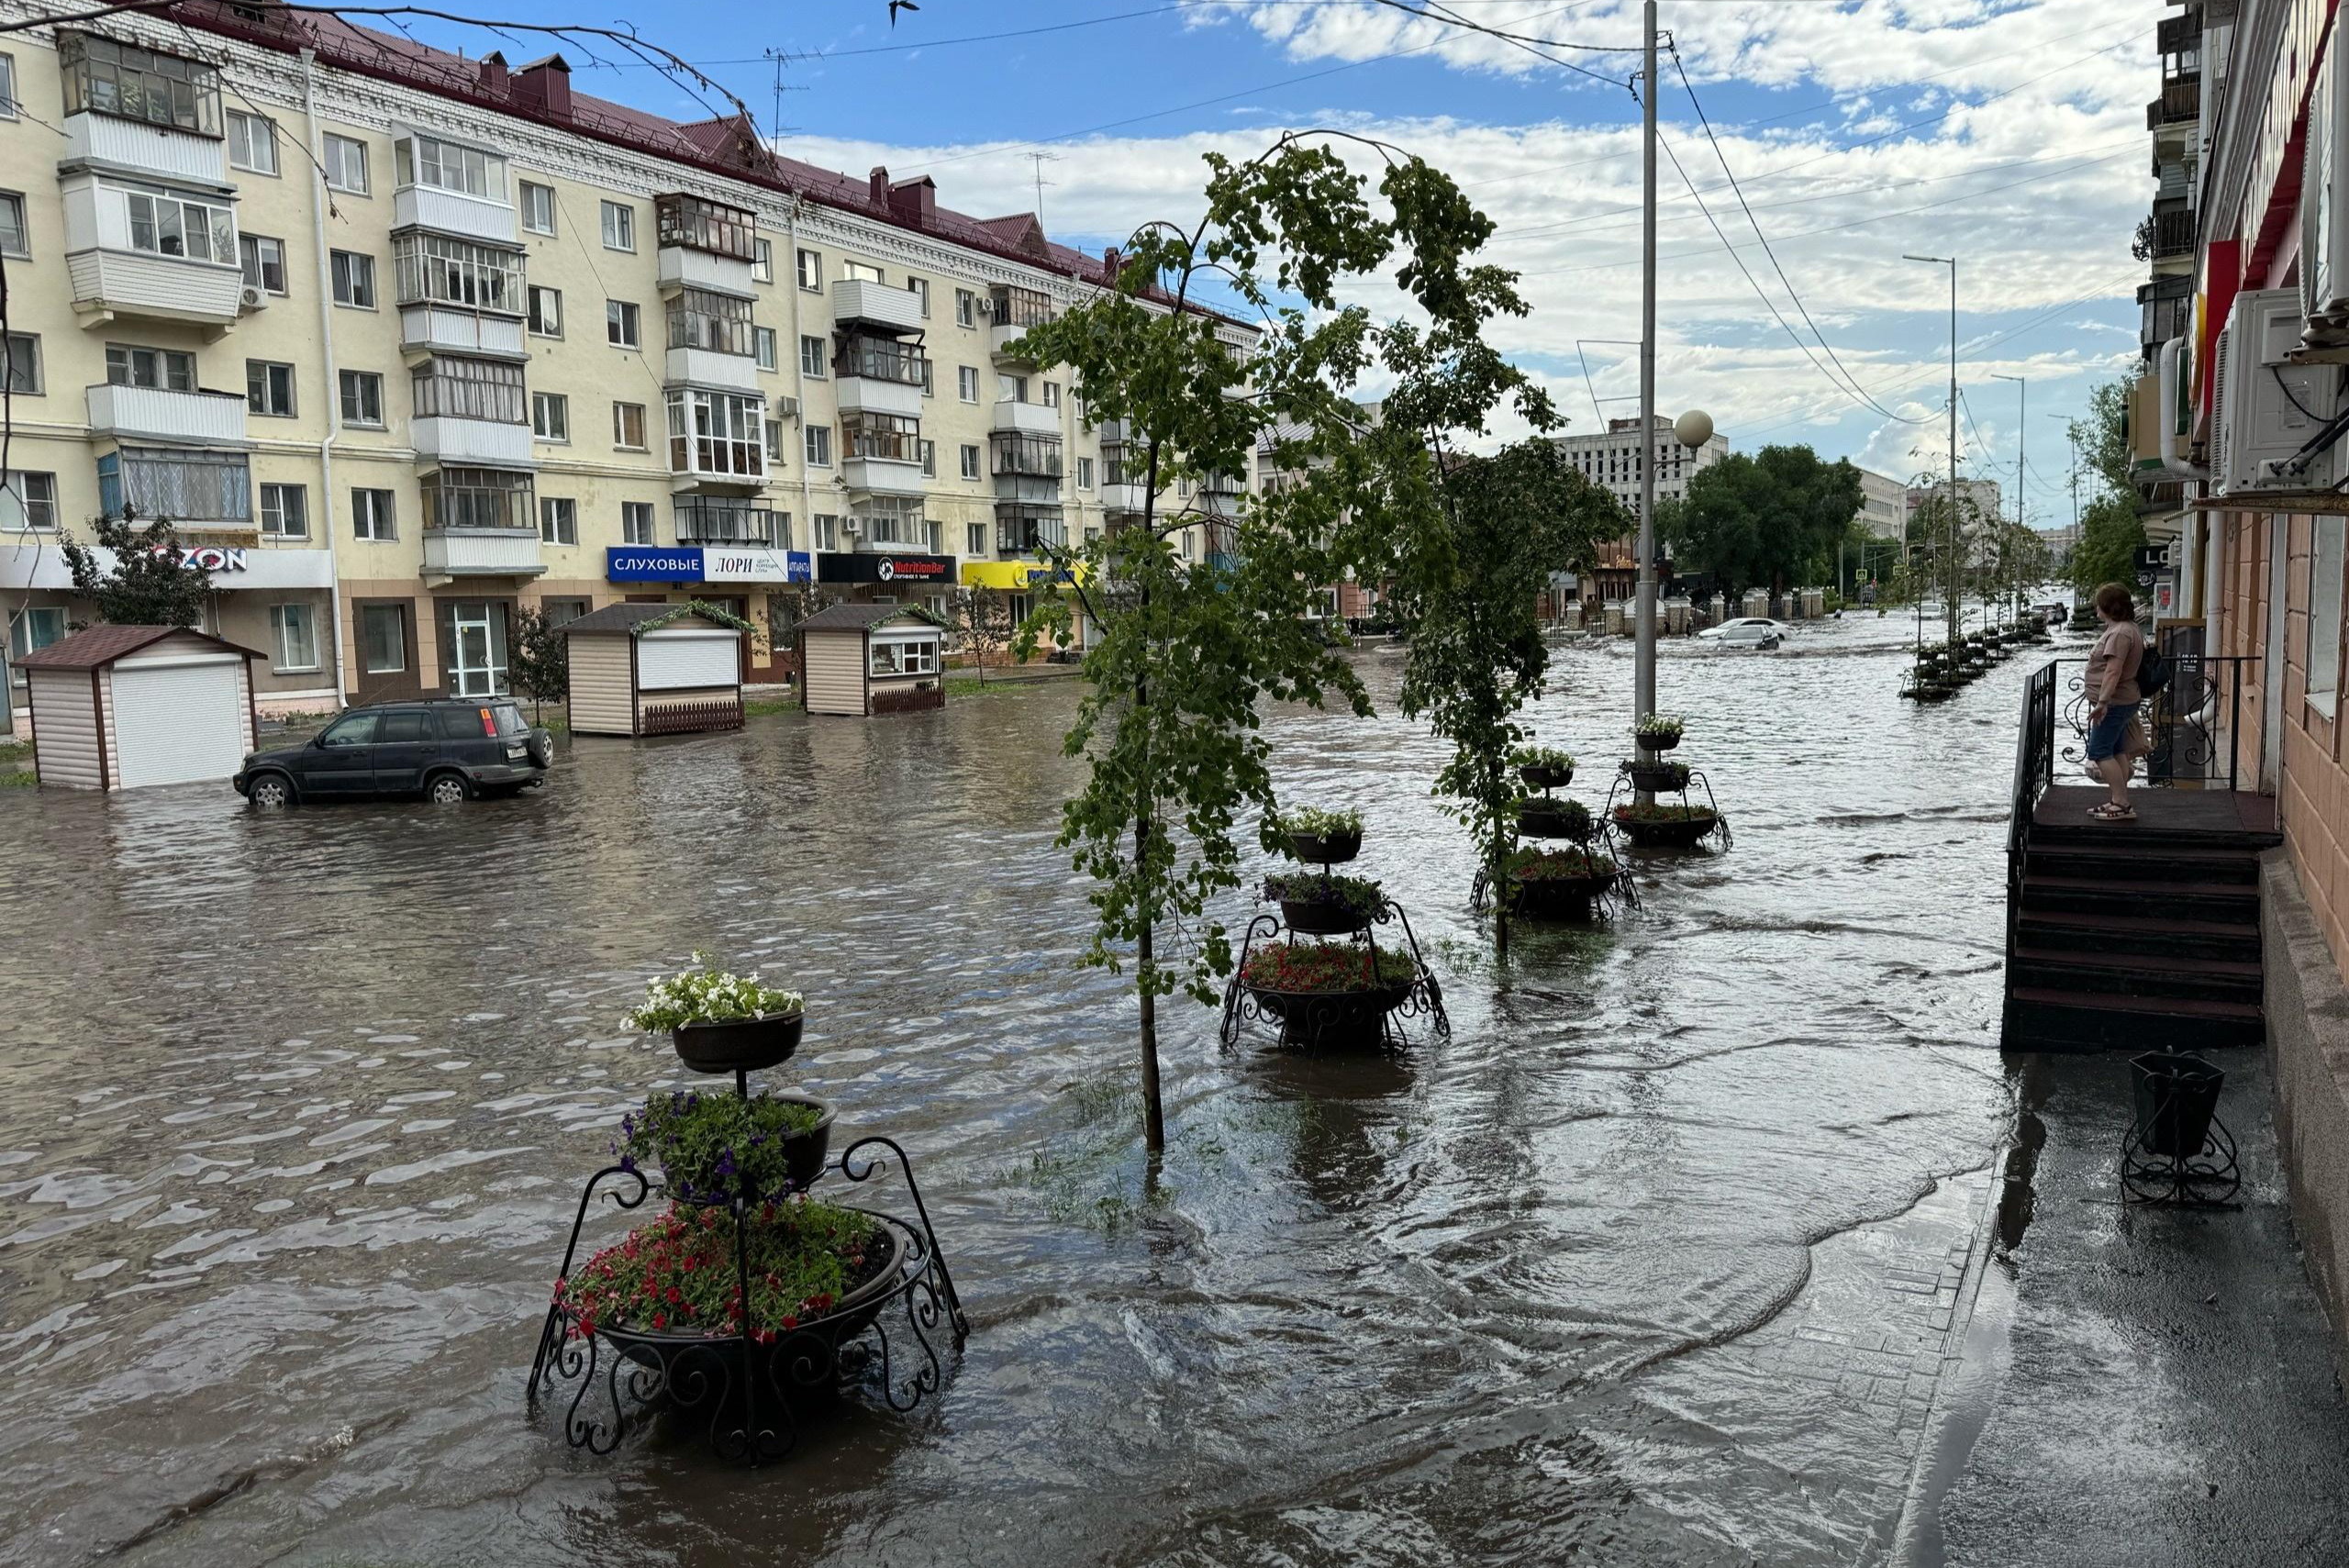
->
[2087, 702, 2140, 762]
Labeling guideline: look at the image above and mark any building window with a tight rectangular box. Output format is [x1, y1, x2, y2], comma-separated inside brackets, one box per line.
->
[420, 465, 533, 530]
[520, 180, 554, 234]
[966, 522, 986, 557]
[800, 334, 828, 378]
[665, 287, 752, 356]
[528, 285, 561, 338]
[330, 250, 375, 307]
[1043, 381, 1060, 408]
[622, 500, 655, 545]
[106, 344, 191, 391]
[607, 299, 640, 349]
[226, 109, 277, 174]
[754, 326, 778, 372]
[920, 439, 937, 478]
[399, 134, 506, 201]
[0, 192, 25, 257]
[804, 424, 832, 469]
[1076, 455, 1094, 489]
[4, 333, 37, 395]
[391, 232, 519, 312]
[796, 247, 820, 291]
[763, 418, 785, 462]
[2, 471, 58, 530]
[339, 369, 384, 427]
[613, 400, 646, 449]
[956, 289, 976, 328]
[323, 133, 369, 195]
[0, 54, 15, 123]
[960, 443, 980, 481]
[664, 389, 766, 478]
[61, 34, 220, 135]
[7, 605, 65, 684]
[843, 413, 919, 462]
[353, 487, 395, 540]
[532, 392, 569, 442]
[815, 513, 838, 550]
[539, 496, 577, 546]
[920, 359, 935, 397]
[2312, 517, 2345, 718]
[410, 355, 526, 424]
[952, 365, 975, 404]
[246, 360, 295, 417]
[601, 201, 634, 251]
[751, 238, 774, 282]
[842, 261, 883, 284]
[869, 638, 937, 678]
[125, 191, 233, 263]
[655, 193, 755, 260]
[360, 603, 406, 673]
[239, 233, 287, 295]
[269, 602, 319, 672]
[259, 483, 308, 539]
[909, 276, 930, 317]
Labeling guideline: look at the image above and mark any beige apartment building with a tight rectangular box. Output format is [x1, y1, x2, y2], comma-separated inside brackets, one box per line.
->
[0, 3, 1250, 722]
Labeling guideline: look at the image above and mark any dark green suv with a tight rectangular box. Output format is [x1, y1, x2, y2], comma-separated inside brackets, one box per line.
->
[234, 699, 552, 807]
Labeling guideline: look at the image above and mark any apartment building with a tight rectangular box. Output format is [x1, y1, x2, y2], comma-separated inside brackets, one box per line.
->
[1548, 415, 1730, 601]
[0, 4, 1250, 720]
[1854, 466, 1905, 543]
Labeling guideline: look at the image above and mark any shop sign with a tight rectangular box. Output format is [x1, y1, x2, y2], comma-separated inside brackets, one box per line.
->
[178, 546, 246, 572]
[702, 549, 813, 584]
[607, 546, 705, 583]
[818, 552, 953, 584]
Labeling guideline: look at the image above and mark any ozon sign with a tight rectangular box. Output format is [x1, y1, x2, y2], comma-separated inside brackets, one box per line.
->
[176, 546, 248, 572]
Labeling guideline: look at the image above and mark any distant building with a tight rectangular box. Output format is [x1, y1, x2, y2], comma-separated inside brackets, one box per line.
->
[1549, 416, 1731, 601]
[1854, 467, 1906, 542]
[1905, 478, 2004, 536]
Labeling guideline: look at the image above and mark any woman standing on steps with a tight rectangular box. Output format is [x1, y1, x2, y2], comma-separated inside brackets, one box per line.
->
[2084, 582, 2147, 822]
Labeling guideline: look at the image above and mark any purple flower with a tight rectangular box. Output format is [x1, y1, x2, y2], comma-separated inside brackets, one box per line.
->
[716, 1150, 737, 1177]
[619, 1154, 636, 1174]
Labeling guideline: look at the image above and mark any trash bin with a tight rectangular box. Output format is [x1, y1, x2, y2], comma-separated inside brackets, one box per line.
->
[2130, 1050, 2224, 1158]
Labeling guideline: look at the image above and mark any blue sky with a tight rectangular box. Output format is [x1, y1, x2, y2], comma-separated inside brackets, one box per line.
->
[417, 1, 2157, 525]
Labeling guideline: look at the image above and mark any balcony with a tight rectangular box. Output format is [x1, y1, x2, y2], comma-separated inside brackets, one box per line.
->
[60, 172, 244, 328]
[656, 193, 757, 298]
[62, 110, 225, 185]
[423, 526, 544, 578]
[831, 279, 923, 332]
[2151, 206, 2195, 262]
[665, 346, 762, 394]
[996, 506, 1065, 558]
[988, 285, 1053, 361]
[675, 500, 779, 546]
[993, 399, 1060, 437]
[2146, 76, 2199, 130]
[1100, 481, 1150, 515]
[658, 245, 755, 298]
[84, 383, 247, 445]
[834, 339, 929, 417]
[398, 305, 527, 360]
[414, 415, 533, 466]
[842, 455, 927, 497]
[394, 183, 518, 245]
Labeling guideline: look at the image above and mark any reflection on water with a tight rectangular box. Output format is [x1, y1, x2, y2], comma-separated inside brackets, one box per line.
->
[0, 613, 2063, 1566]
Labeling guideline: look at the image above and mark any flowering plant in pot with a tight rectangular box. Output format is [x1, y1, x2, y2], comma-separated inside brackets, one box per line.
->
[560, 1197, 893, 1346]
[624, 953, 806, 1074]
[1278, 806, 1364, 864]
[619, 1085, 836, 1202]
[1624, 757, 1692, 792]
[1631, 712, 1685, 751]
[1516, 791, 1588, 838]
[1264, 871, 1385, 934]
[1503, 845, 1618, 883]
[1512, 744, 1576, 791]
[1241, 940, 1417, 994]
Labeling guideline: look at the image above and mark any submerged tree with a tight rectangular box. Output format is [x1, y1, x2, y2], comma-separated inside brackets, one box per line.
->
[1014, 132, 1548, 1151]
[507, 606, 572, 718]
[1656, 445, 1863, 597]
[1389, 439, 1625, 956]
[60, 509, 212, 628]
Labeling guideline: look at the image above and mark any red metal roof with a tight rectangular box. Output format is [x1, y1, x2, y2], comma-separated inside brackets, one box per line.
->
[14, 622, 262, 670]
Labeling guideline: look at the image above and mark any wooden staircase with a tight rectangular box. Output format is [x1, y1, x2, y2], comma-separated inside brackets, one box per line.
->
[2003, 785, 2278, 1052]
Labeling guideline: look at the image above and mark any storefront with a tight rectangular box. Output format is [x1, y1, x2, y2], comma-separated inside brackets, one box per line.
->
[816, 550, 957, 618]
[606, 544, 813, 686]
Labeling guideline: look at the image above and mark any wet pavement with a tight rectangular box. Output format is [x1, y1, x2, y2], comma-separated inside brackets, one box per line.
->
[0, 608, 2337, 1567]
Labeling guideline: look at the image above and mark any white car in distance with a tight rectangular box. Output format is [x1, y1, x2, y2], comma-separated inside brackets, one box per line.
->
[1699, 616, 1793, 647]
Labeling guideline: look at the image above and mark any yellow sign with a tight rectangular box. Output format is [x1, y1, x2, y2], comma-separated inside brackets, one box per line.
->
[959, 561, 1084, 590]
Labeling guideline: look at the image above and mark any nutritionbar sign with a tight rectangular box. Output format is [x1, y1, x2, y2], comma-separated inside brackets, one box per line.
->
[817, 552, 953, 584]
[606, 547, 811, 584]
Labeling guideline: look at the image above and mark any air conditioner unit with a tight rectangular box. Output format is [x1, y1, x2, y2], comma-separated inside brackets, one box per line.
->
[239, 284, 267, 311]
[771, 395, 801, 422]
[2156, 336, 2204, 477]
[840, 517, 863, 536]
[2305, 14, 2349, 333]
[2214, 286, 2342, 494]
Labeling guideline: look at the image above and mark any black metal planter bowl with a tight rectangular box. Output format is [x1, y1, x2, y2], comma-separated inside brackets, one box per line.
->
[1613, 811, 1720, 848]
[1240, 975, 1418, 1046]
[1286, 829, 1363, 865]
[1504, 873, 1616, 917]
[1519, 763, 1573, 791]
[674, 1014, 806, 1074]
[662, 1095, 836, 1195]
[1517, 802, 1586, 840]
[1625, 762, 1690, 794]
[1277, 897, 1374, 937]
[1633, 732, 1683, 752]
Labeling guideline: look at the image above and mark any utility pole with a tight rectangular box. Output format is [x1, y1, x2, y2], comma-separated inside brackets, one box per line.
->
[1994, 371, 2024, 622]
[1635, 0, 1660, 728]
[1905, 253, 1958, 642]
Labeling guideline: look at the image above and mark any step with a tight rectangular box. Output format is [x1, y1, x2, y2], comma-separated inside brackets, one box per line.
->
[2006, 986, 2265, 1052]
[2015, 909, 2264, 963]
[2019, 873, 2260, 923]
[2025, 842, 2262, 886]
[2032, 819, 2282, 853]
[2009, 944, 2264, 1004]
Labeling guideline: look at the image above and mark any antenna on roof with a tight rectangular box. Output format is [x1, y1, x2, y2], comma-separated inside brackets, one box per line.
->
[1026, 150, 1062, 227]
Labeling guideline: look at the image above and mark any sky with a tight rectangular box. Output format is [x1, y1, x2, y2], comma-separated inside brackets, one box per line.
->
[403, 0, 2159, 527]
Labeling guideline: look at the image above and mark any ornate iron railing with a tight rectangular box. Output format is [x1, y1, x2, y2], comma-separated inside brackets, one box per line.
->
[2048, 651, 2256, 794]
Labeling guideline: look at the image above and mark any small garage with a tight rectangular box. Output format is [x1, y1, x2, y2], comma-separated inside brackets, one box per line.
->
[562, 601, 751, 737]
[799, 604, 950, 717]
[17, 624, 261, 791]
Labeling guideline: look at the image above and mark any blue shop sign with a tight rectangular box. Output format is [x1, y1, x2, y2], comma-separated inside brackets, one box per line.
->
[607, 546, 703, 583]
[1025, 566, 1075, 585]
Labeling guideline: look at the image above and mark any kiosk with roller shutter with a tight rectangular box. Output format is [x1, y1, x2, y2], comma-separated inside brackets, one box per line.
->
[560, 601, 751, 737]
[15, 624, 262, 791]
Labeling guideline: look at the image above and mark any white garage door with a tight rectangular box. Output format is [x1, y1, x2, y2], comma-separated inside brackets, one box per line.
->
[638, 628, 740, 690]
[112, 659, 247, 789]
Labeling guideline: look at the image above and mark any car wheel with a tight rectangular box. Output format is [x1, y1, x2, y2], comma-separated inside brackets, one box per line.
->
[425, 772, 472, 805]
[248, 773, 295, 810]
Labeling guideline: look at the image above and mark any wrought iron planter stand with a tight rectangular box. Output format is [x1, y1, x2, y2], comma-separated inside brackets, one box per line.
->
[1221, 896, 1448, 1051]
[2119, 1051, 2240, 1207]
[1473, 773, 1637, 921]
[1606, 762, 1732, 851]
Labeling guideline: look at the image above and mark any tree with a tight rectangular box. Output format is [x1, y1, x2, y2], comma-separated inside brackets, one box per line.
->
[954, 584, 1018, 685]
[1013, 132, 1546, 1152]
[2071, 380, 2133, 499]
[59, 509, 212, 628]
[1391, 440, 1625, 956]
[1656, 445, 1864, 597]
[2071, 492, 2147, 598]
[1904, 476, 1999, 641]
[507, 606, 571, 717]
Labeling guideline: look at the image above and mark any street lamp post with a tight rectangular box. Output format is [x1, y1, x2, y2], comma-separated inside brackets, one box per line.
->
[1994, 371, 2026, 624]
[1904, 253, 1958, 644]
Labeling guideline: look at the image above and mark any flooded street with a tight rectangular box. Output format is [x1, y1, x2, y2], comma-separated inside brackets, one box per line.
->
[0, 613, 2057, 1567]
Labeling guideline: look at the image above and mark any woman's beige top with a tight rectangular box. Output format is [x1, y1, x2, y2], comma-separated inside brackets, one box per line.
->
[2087, 618, 2144, 706]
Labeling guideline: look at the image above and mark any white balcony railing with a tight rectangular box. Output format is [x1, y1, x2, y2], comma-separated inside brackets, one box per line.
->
[664, 346, 762, 395]
[830, 279, 923, 332]
[397, 306, 527, 360]
[658, 246, 755, 298]
[413, 416, 533, 466]
[1098, 482, 1149, 514]
[836, 374, 924, 417]
[423, 527, 544, 577]
[394, 183, 518, 245]
[992, 399, 1060, 437]
[841, 455, 928, 497]
[84, 383, 249, 445]
[63, 112, 226, 184]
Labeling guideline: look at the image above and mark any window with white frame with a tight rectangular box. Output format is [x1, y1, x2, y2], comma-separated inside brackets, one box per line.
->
[909, 276, 930, 317]
[958, 365, 978, 403]
[1076, 455, 1093, 489]
[921, 439, 937, 478]
[2312, 517, 2345, 718]
[751, 238, 774, 282]
[1042, 381, 1060, 408]
[607, 299, 640, 348]
[0, 54, 16, 123]
[868, 638, 937, 677]
[227, 109, 277, 174]
[528, 285, 561, 337]
[965, 521, 985, 557]
[8, 606, 65, 684]
[763, 418, 785, 462]
[815, 514, 838, 550]
[1, 471, 57, 530]
[754, 326, 778, 372]
[259, 482, 308, 539]
[391, 233, 518, 312]
[246, 360, 295, 417]
[612, 400, 646, 449]
[601, 201, 634, 250]
[324, 133, 369, 194]
[352, 487, 395, 540]
[0, 192, 24, 257]
[399, 134, 506, 201]
[339, 369, 384, 427]
[662, 390, 765, 478]
[960, 443, 980, 481]
[800, 334, 827, 378]
[330, 249, 375, 307]
[520, 180, 554, 234]
[125, 190, 234, 263]
[539, 495, 577, 546]
[956, 289, 975, 328]
[844, 261, 883, 284]
[106, 343, 191, 390]
[532, 391, 569, 442]
[269, 602, 319, 671]
[622, 500, 655, 546]
[239, 233, 286, 295]
[796, 247, 820, 290]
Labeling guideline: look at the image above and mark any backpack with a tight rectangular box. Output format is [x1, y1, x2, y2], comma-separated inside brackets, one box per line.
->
[2136, 639, 2168, 698]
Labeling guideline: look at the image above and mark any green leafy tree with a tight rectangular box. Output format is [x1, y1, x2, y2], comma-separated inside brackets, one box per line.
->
[1904, 476, 2000, 641]
[507, 606, 572, 717]
[1656, 445, 1864, 597]
[1013, 131, 1545, 1151]
[2071, 380, 2133, 498]
[59, 510, 212, 628]
[2071, 492, 2148, 599]
[1391, 439, 1624, 955]
[953, 584, 1017, 686]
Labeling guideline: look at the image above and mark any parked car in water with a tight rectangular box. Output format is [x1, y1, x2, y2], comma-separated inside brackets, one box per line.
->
[234, 699, 552, 807]
[2033, 601, 2071, 625]
[1710, 620, 1784, 651]
[1698, 616, 1794, 642]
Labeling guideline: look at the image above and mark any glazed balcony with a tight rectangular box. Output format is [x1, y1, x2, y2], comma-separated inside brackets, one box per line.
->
[988, 284, 1052, 361]
[834, 338, 929, 417]
[656, 193, 757, 298]
[84, 383, 247, 445]
[992, 398, 1060, 438]
[831, 279, 923, 333]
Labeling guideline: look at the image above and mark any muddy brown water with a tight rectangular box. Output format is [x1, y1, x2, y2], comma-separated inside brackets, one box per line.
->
[0, 614, 2063, 1566]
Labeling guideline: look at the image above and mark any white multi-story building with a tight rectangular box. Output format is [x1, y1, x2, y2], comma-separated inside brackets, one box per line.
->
[0, 6, 1252, 717]
[1549, 415, 1730, 600]
[1854, 466, 1906, 541]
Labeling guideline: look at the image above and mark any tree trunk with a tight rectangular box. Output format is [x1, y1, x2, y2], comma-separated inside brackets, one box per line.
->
[1136, 920, 1165, 1153]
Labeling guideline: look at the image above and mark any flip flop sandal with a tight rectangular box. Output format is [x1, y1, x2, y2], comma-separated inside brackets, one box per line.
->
[2088, 804, 2136, 821]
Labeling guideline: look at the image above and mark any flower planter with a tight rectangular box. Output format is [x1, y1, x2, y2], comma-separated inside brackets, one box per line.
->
[1612, 806, 1720, 848]
[1505, 870, 1617, 917]
[1625, 762, 1691, 794]
[1286, 828, 1363, 865]
[1278, 895, 1376, 936]
[1519, 763, 1574, 791]
[1632, 731, 1683, 752]
[673, 1013, 806, 1075]
[1517, 800, 1587, 840]
[651, 1095, 835, 1200]
[2130, 1051, 2224, 1158]
[1240, 973, 1418, 1042]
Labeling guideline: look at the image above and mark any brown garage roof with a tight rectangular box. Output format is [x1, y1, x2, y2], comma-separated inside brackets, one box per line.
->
[14, 623, 262, 670]
[797, 604, 951, 632]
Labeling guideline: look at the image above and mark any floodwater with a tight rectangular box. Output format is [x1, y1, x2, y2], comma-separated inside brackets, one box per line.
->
[0, 610, 2068, 1567]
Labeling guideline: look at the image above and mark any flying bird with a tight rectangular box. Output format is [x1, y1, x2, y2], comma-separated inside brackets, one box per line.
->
[889, 0, 920, 26]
